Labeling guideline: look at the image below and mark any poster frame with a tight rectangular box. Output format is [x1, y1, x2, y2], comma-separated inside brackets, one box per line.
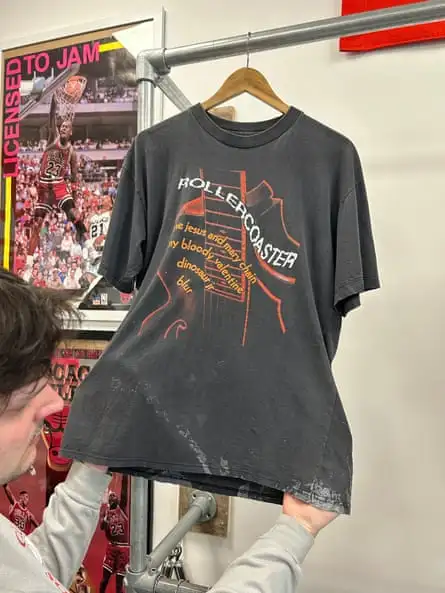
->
[0, 10, 166, 57]
[0, 11, 166, 332]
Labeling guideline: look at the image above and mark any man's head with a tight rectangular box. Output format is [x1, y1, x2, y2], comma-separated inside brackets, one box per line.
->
[101, 195, 113, 212]
[18, 490, 29, 507]
[59, 120, 72, 141]
[108, 491, 119, 508]
[0, 268, 77, 485]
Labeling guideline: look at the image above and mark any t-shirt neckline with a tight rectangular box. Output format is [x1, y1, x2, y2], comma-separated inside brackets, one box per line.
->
[190, 103, 302, 148]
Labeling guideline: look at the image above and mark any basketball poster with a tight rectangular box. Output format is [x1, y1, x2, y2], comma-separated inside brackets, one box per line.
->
[0, 339, 132, 593]
[0, 23, 149, 309]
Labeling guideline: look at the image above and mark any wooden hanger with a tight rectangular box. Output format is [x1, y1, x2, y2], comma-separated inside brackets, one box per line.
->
[201, 66, 289, 114]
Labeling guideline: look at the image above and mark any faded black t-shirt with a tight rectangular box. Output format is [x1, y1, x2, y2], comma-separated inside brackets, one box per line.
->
[61, 105, 380, 513]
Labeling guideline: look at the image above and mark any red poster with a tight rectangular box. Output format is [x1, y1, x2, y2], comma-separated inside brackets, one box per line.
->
[0, 339, 130, 593]
[0, 26, 139, 311]
[340, 0, 445, 52]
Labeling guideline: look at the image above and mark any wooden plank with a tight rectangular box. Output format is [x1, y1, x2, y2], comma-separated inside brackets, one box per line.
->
[178, 486, 230, 538]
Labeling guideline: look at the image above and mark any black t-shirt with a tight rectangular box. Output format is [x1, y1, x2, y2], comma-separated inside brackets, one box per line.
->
[61, 105, 380, 514]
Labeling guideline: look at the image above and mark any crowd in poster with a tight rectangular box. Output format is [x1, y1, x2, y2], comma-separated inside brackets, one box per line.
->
[0, 340, 131, 593]
[1, 31, 137, 308]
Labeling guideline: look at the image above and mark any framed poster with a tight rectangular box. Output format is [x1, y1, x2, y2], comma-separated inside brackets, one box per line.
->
[0, 338, 132, 593]
[0, 20, 157, 311]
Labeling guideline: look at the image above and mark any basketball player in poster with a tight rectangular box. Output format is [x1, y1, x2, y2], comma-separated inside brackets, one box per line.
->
[99, 475, 129, 593]
[87, 194, 114, 274]
[2, 484, 39, 535]
[89, 195, 113, 250]
[29, 93, 87, 255]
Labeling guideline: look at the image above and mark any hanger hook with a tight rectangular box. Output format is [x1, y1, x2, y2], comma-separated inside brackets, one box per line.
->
[246, 32, 251, 69]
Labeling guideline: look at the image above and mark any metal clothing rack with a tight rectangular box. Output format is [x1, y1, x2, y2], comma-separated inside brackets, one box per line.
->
[127, 3, 445, 592]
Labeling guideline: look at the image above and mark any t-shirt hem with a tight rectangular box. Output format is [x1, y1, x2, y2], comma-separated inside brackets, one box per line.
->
[60, 447, 350, 515]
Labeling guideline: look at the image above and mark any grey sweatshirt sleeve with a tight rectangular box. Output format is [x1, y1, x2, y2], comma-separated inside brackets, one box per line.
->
[29, 462, 111, 588]
[210, 514, 315, 593]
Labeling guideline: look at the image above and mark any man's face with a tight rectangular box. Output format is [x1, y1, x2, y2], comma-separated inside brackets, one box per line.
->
[19, 492, 29, 507]
[0, 380, 63, 485]
[60, 121, 72, 140]
[109, 492, 119, 508]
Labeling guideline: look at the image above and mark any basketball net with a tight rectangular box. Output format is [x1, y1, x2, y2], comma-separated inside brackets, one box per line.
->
[54, 75, 87, 123]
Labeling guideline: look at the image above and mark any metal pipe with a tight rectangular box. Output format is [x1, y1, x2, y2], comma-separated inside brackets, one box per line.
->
[146, 474, 154, 554]
[137, 52, 157, 132]
[154, 577, 209, 593]
[157, 75, 192, 111]
[147, 491, 216, 572]
[130, 572, 209, 593]
[130, 477, 150, 574]
[143, 1, 445, 72]
[130, 62, 156, 576]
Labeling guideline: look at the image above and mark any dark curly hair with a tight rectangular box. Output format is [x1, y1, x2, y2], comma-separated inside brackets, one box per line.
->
[0, 267, 79, 412]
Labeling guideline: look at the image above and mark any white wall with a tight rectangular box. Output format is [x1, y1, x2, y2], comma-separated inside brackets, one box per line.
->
[2, 1, 445, 592]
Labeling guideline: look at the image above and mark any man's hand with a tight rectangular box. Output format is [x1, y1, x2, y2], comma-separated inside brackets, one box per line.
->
[282, 493, 338, 537]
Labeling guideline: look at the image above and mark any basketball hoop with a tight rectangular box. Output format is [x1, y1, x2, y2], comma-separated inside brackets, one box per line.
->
[54, 75, 87, 122]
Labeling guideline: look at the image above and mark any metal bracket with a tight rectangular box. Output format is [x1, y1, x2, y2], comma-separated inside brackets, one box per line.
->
[189, 490, 217, 523]
[126, 491, 216, 593]
[147, 490, 216, 572]
[136, 51, 165, 86]
[127, 571, 209, 593]
[136, 50, 192, 111]
[139, 49, 170, 77]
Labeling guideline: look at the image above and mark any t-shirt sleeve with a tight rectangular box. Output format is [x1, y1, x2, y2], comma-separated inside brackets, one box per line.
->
[98, 140, 147, 293]
[334, 148, 380, 316]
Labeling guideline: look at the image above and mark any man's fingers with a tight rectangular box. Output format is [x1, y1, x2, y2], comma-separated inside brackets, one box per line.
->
[282, 493, 339, 536]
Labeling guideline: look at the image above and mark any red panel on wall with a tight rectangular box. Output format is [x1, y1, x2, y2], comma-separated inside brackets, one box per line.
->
[340, 0, 445, 52]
